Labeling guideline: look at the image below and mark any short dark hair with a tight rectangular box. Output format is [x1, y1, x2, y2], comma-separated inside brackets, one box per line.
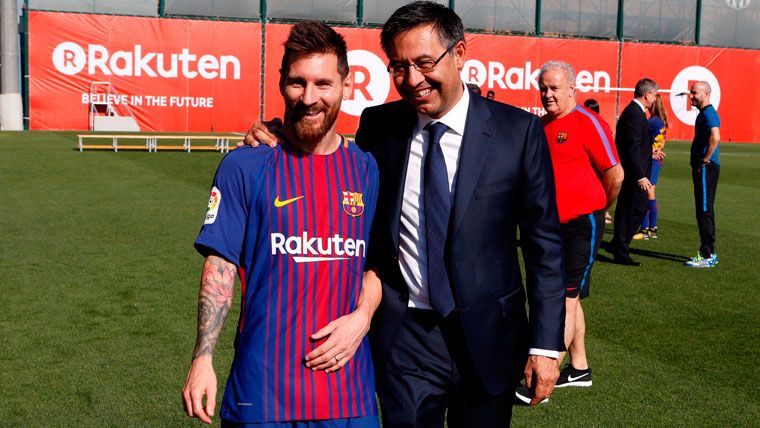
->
[583, 98, 600, 113]
[381, 1, 464, 55]
[634, 78, 658, 98]
[280, 20, 349, 80]
[466, 83, 481, 95]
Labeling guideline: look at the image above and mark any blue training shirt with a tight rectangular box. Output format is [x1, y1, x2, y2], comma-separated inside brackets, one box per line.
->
[691, 104, 720, 166]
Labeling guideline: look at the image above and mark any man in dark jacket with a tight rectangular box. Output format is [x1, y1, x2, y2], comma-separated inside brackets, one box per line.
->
[608, 78, 658, 265]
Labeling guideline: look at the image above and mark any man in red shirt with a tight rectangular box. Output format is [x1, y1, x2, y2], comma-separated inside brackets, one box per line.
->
[516, 60, 623, 403]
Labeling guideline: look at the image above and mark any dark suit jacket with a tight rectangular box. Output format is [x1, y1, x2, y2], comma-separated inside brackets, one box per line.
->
[355, 95, 565, 395]
[615, 101, 652, 183]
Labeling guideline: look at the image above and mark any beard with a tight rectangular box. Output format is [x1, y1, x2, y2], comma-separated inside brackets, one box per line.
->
[284, 100, 340, 145]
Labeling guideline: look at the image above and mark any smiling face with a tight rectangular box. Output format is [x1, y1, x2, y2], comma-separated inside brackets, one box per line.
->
[689, 82, 709, 110]
[386, 24, 465, 119]
[280, 53, 351, 147]
[539, 67, 576, 119]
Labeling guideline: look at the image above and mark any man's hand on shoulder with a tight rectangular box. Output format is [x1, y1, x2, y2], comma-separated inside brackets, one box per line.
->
[182, 355, 217, 424]
[238, 118, 283, 148]
[524, 355, 559, 406]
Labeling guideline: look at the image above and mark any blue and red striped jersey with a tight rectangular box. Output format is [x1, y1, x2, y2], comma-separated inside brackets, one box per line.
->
[194, 137, 379, 423]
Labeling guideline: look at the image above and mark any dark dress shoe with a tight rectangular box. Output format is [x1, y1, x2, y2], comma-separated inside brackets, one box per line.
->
[613, 256, 641, 266]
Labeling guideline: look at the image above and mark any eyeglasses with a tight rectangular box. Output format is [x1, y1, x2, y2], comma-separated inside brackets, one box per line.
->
[386, 41, 459, 77]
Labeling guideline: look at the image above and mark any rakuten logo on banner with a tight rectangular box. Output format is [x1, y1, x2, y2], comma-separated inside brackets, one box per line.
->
[669, 66, 721, 126]
[52, 42, 241, 80]
[29, 11, 261, 132]
[341, 49, 390, 116]
[461, 60, 612, 93]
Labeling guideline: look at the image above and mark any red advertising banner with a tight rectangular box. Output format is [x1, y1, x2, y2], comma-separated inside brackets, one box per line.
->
[620, 42, 760, 143]
[461, 34, 621, 131]
[28, 11, 261, 132]
[28, 14, 760, 142]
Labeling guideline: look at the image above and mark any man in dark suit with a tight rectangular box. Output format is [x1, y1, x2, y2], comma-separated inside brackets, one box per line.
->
[244, 3, 565, 426]
[357, 3, 564, 426]
[608, 78, 658, 266]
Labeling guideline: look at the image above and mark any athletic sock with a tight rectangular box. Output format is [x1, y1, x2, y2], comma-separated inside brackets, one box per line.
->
[641, 209, 650, 229]
[649, 199, 658, 228]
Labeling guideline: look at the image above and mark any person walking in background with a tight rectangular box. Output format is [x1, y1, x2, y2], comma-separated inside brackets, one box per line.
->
[685, 81, 721, 268]
[608, 78, 658, 266]
[635, 93, 668, 240]
[515, 61, 622, 405]
[583, 98, 599, 114]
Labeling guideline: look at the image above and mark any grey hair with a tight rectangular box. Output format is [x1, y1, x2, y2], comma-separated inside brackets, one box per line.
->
[634, 78, 659, 98]
[539, 61, 576, 86]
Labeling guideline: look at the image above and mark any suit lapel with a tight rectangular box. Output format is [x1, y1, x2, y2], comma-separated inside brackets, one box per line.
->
[385, 105, 417, 252]
[451, 96, 493, 237]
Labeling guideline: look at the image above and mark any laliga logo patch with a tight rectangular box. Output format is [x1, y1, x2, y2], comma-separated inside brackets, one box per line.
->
[669, 66, 721, 126]
[204, 186, 221, 225]
[341, 191, 364, 217]
[725, 0, 750, 10]
[341, 50, 391, 117]
[556, 131, 568, 144]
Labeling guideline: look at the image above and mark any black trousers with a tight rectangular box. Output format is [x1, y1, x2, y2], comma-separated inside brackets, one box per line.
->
[376, 309, 514, 428]
[610, 179, 649, 258]
[692, 163, 720, 257]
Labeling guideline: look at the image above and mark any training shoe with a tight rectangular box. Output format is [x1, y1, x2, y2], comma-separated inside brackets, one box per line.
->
[648, 227, 658, 239]
[685, 253, 718, 268]
[633, 228, 648, 240]
[554, 366, 592, 388]
[514, 384, 549, 405]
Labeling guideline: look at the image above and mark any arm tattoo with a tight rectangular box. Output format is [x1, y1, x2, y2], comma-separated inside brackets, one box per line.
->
[192, 255, 237, 361]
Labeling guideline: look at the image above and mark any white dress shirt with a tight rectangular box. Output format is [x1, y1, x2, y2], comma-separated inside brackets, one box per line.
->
[398, 85, 469, 310]
[397, 84, 558, 359]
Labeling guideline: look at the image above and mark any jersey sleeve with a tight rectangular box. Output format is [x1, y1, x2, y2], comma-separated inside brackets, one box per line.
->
[581, 110, 619, 171]
[363, 153, 380, 242]
[706, 108, 721, 129]
[194, 152, 251, 266]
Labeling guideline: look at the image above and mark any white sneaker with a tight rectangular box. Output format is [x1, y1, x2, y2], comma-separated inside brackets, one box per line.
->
[685, 253, 718, 268]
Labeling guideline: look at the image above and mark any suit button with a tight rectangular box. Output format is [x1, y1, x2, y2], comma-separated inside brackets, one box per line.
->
[393, 254, 398, 261]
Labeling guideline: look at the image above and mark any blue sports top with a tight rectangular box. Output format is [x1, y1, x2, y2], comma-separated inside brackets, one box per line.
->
[691, 104, 720, 166]
[195, 139, 379, 423]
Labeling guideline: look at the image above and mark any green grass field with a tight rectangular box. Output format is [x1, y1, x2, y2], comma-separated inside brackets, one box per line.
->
[1, 131, 758, 427]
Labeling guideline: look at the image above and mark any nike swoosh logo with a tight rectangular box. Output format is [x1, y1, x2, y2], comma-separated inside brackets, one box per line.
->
[274, 195, 304, 208]
[567, 373, 589, 382]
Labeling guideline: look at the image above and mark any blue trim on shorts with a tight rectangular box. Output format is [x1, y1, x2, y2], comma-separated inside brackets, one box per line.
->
[702, 167, 708, 212]
[579, 213, 597, 290]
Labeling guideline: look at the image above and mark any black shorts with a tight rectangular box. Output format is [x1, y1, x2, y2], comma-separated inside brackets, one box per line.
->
[561, 210, 605, 299]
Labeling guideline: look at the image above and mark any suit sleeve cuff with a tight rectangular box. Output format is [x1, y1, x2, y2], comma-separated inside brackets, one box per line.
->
[528, 348, 559, 359]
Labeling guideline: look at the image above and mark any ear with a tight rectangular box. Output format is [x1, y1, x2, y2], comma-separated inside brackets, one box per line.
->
[453, 40, 466, 70]
[342, 72, 354, 101]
